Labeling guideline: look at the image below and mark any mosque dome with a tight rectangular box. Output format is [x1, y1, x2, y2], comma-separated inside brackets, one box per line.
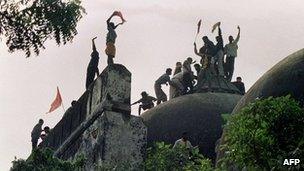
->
[232, 48, 304, 112]
[141, 92, 242, 160]
[216, 48, 304, 165]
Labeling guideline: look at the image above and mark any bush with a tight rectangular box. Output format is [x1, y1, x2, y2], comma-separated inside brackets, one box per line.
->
[221, 95, 304, 170]
[10, 148, 85, 171]
[145, 142, 214, 171]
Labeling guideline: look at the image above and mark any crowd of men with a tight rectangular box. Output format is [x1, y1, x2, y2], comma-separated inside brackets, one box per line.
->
[133, 23, 245, 115]
[31, 17, 246, 149]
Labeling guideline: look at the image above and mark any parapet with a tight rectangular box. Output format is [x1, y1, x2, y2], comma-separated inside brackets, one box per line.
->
[40, 64, 146, 170]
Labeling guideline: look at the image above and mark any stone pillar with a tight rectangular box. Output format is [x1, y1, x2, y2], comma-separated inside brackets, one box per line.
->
[87, 64, 131, 116]
[77, 64, 146, 170]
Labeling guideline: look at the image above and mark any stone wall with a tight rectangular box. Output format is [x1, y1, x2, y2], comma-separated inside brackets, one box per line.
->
[78, 111, 147, 170]
[40, 64, 147, 170]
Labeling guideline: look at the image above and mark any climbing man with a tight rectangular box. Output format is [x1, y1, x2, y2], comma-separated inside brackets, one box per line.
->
[86, 37, 100, 89]
[131, 91, 157, 115]
[154, 68, 173, 105]
[232, 76, 245, 95]
[31, 119, 44, 151]
[213, 22, 224, 77]
[224, 26, 240, 81]
[105, 12, 125, 65]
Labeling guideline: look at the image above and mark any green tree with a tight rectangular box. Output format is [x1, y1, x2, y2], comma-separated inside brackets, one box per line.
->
[145, 142, 214, 171]
[10, 148, 85, 171]
[0, 0, 85, 57]
[221, 95, 304, 170]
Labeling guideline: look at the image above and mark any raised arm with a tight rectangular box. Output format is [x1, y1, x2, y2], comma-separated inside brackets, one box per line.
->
[218, 25, 222, 37]
[106, 14, 114, 25]
[114, 22, 124, 29]
[234, 26, 240, 43]
[194, 43, 204, 57]
[92, 37, 97, 52]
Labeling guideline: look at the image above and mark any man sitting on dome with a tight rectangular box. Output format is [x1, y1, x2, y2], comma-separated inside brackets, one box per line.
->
[132, 91, 157, 115]
[232, 76, 245, 95]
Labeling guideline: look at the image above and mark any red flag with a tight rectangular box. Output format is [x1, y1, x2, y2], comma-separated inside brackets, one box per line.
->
[47, 87, 62, 114]
[197, 19, 202, 34]
[113, 11, 126, 23]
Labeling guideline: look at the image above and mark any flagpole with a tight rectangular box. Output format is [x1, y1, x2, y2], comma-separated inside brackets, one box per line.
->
[194, 33, 198, 43]
[61, 103, 66, 113]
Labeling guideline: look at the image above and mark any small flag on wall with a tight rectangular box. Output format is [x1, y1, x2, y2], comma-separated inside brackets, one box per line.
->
[46, 87, 63, 114]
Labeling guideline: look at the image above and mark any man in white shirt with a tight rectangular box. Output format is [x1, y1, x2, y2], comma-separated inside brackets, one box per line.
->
[224, 26, 241, 81]
[173, 132, 193, 149]
[169, 71, 184, 99]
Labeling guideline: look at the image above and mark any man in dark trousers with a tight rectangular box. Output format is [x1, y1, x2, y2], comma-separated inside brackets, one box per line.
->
[154, 68, 173, 105]
[31, 119, 44, 151]
[224, 26, 241, 81]
[194, 36, 216, 71]
[213, 23, 224, 77]
[232, 76, 245, 95]
[131, 91, 157, 115]
[182, 57, 195, 94]
[86, 37, 100, 89]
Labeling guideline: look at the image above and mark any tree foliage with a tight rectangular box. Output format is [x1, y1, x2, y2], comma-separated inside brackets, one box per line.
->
[0, 0, 85, 57]
[10, 148, 85, 171]
[145, 142, 214, 171]
[221, 95, 304, 170]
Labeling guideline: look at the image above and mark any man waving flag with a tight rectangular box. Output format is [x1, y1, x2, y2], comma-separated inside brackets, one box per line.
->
[47, 87, 64, 114]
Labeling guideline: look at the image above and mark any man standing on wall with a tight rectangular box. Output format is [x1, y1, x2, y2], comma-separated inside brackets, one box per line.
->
[86, 37, 100, 89]
[105, 12, 125, 65]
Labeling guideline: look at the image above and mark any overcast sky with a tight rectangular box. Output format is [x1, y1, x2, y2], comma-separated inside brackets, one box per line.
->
[1, 0, 304, 170]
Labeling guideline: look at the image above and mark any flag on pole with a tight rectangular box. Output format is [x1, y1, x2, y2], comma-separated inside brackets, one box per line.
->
[113, 11, 126, 23]
[197, 19, 202, 34]
[47, 87, 62, 114]
[212, 22, 221, 33]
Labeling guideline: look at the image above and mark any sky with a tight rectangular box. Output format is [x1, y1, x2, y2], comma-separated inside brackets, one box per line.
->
[1, 0, 304, 170]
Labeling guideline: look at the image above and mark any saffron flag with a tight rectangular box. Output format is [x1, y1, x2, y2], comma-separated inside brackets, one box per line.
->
[47, 87, 62, 114]
[212, 22, 221, 33]
[113, 11, 126, 23]
[197, 19, 202, 34]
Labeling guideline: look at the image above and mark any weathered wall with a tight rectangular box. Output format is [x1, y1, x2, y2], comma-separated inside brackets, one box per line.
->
[40, 64, 147, 170]
[78, 111, 147, 170]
